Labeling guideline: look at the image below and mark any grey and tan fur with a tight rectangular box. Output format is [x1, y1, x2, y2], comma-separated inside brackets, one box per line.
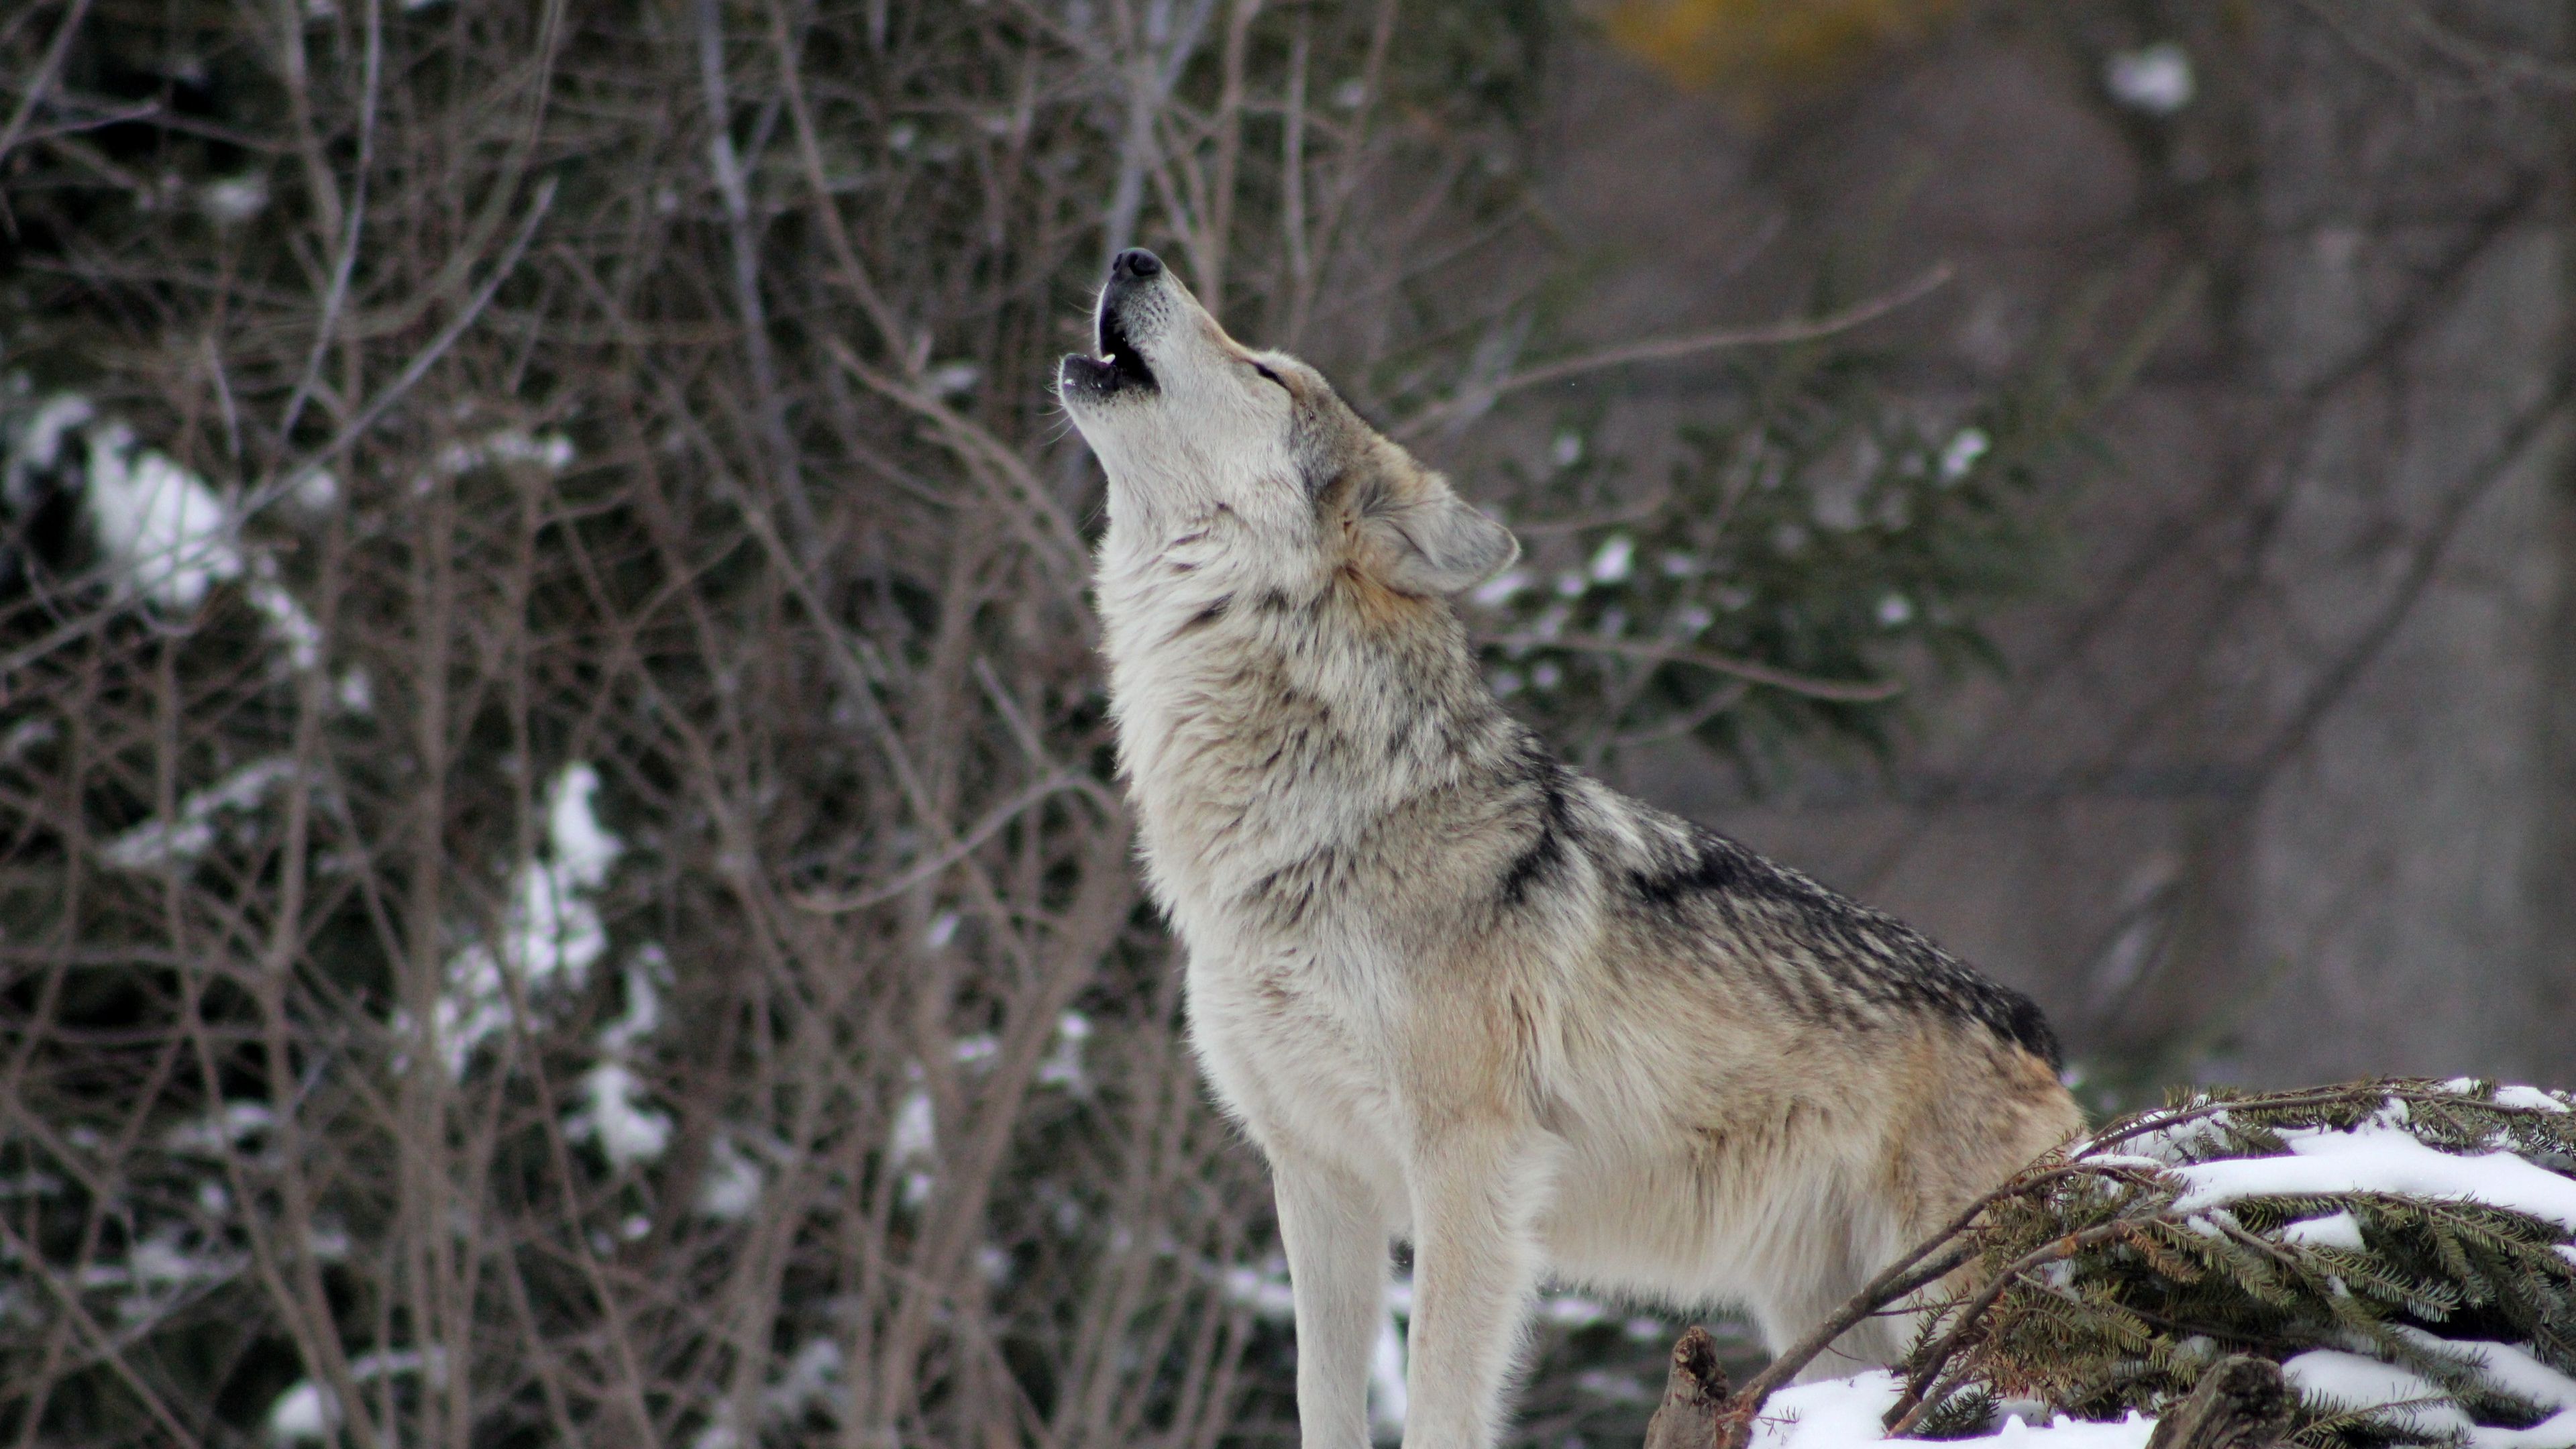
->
[1058, 249, 2082, 1449]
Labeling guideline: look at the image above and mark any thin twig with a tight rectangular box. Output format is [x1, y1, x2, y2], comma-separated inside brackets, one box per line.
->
[1397, 265, 1953, 439]
[258, 176, 557, 509]
[0, 0, 95, 169]
[1880, 1218, 2152, 1436]
[1480, 631, 1905, 702]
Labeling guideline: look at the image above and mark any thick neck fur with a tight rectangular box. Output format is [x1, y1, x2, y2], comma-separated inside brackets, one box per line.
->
[1095, 500, 1517, 930]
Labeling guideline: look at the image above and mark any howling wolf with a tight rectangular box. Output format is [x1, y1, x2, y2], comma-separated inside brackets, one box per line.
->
[1059, 248, 2080, 1449]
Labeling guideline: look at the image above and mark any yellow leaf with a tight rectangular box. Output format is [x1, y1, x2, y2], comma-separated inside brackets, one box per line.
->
[1600, 0, 1962, 100]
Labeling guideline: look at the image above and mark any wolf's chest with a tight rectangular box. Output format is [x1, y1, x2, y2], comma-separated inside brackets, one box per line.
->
[1181, 941, 1409, 1169]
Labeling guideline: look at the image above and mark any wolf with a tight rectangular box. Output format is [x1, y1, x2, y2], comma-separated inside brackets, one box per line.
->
[1059, 248, 2083, 1449]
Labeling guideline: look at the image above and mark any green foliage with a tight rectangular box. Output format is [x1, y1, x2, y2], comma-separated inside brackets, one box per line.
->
[1905, 1081, 2576, 1447]
[1469, 270, 2186, 782]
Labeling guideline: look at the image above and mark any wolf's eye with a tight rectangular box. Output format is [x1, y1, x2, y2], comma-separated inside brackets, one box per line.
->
[1250, 361, 1286, 389]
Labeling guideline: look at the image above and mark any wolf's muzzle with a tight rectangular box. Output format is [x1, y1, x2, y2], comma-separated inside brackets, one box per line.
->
[1060, 248, 1165, 400]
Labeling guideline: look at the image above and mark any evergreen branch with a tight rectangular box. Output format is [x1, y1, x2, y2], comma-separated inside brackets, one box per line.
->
[1681, 1081, 2575, 1448]
[1884, 1219, 2155, 1435]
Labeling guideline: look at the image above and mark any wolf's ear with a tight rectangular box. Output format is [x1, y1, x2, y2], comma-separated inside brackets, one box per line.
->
[1368, 486, 1520, 596]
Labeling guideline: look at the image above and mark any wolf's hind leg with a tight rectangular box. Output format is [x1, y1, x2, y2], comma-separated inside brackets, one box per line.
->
[1401, 1132, 1550, 1449]
[1277, 1159, 1387, 1449]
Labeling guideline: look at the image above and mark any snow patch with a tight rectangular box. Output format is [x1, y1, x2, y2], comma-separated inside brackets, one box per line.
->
[1471, 569, 1530, 606]
[2389, 1328, 2576, 1416]
[1220, 1256, 1294, 1319]
[13, 398, 331, 672]
[1937, 427, 1989, 483]
[682, 1338, 843, 1448]
[2277, 1210, 2365, 1251]
[101, 757, 301, 871]
[924, 910, 961, 949]
[1538, 1292, 1611, 1326]
[892, 1076, 935, 1207]
[568, 1061, 670, 1170]
[696, 1132, 763, 1220]
[266, 1380, 335, 1444]
[1036, 1010, 1093, 1092]
[1589, 534, 1635, 585]
[432, 428, 576, 480]
[2493, 1086, 2569, 1114]
[7, 394, 95, 504]
[568, 947, 670, 1168]
[1746, 1373, 2157, 1449]
[2104, 43, 2193, 115]
[163, 1101, 276, 1155]
[2170, 1124, 2576, 1232]
[199, 173, 270, 223]
[2, 716, 57, 765]
[83, 421, 239, 609]
[427, 763, 623, 1077]
[245, 557, 325, 671]
[891, 1087, 934, 1161]
[288, 466, 340, 513]
[1371, 1292, 1408, 1442]
[268, 1349, 441, 1444]
[766, 1336, 845, 1421]
[2282, 1350, 2471, 1442]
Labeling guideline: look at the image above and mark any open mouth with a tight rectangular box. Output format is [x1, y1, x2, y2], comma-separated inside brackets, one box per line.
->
[1059, 279, 1160, 402]
[1093, 303, 1156, 391]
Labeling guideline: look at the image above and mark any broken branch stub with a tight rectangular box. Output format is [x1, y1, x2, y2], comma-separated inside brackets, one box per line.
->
[2142, 1356, 2294, 1449]
[1644, 1326, 1732, 1449]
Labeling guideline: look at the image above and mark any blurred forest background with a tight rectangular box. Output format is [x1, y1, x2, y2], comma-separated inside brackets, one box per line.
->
[0, 0, 2569, 1444]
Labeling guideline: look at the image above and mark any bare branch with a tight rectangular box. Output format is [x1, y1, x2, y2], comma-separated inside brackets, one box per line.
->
[1480, 631, 1906, 702]
[1397, 265, 1953, 440]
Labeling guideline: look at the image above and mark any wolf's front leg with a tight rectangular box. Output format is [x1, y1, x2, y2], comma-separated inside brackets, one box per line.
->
[1276, 1159, 1388, 1449]
[1401, 1132, 1547, 1449]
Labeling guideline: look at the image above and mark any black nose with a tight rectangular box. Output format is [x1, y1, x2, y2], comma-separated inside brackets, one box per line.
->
[1111, 248, 1163, 280]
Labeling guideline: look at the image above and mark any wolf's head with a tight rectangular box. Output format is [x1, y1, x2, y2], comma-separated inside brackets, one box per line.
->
[1059, 250, 1517, 600]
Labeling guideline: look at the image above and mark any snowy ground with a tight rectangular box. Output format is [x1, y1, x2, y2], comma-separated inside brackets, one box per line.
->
[1746, 1342, 2576, 1449]
[1749, 1374, 2154, 1449]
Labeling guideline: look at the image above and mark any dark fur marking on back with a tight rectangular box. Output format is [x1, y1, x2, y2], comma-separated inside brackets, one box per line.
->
[1497, 755, 1576, 908]
[1629, 826, 2064, 1068]
[1625, 835, 1748, 909]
